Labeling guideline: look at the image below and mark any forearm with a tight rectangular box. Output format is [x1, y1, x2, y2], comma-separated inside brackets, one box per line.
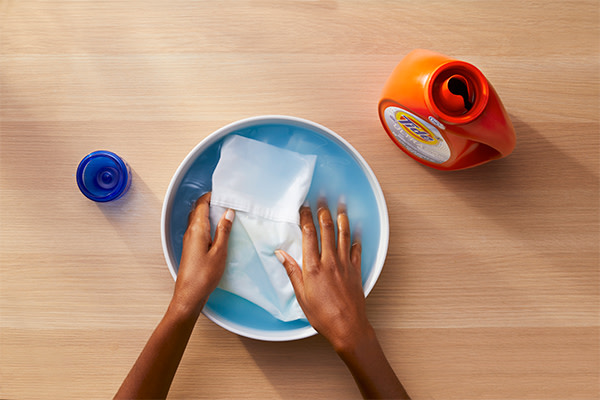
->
[114, 301, 201, 399]
[336, 326, 410, 400]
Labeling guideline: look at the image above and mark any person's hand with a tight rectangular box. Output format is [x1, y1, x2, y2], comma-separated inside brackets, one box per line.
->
[275, 200, 371, 351]
[115, 192, 235, 400]
[277, 201, 410, 399]
[171, 192, 234, 318]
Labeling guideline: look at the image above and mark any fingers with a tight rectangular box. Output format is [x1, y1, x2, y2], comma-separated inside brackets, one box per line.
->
[337, 200, 351, 265]
[212, 208, 235, 254]
[186, 192, 213, 246]
[275, 250, 305, 298]
[195, 191, 211, 208]
[188, 192, 211, 225]
[317, 198, 336, 261]
[300, 204, 320, 271]
[350, 237, 362, 274]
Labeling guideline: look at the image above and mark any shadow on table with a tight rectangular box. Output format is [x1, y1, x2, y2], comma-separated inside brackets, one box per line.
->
[241, 334, 362, 399]
[424, 115, 598, 256]
[96, 169, 163, 256]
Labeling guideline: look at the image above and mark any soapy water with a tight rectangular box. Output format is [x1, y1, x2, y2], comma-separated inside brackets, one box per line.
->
[168, 123, 384, 331]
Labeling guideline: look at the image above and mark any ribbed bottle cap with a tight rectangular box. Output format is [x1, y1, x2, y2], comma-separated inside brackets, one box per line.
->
[76, 151, 131, 202]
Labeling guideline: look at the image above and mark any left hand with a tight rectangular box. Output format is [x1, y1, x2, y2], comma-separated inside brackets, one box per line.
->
[171, 192, 234, 317]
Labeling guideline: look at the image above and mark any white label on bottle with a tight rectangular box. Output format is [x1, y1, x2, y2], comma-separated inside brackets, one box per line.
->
[384, 106, 451, 164]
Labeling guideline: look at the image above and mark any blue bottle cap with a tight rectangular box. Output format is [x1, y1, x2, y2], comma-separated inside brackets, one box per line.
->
[76, 150, 131, 202]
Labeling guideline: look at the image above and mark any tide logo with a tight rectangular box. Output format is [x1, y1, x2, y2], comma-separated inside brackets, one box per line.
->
[394, 111, 438, 145]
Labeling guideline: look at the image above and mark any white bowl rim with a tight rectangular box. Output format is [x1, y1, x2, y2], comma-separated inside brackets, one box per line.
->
[161, 115, 389, 341]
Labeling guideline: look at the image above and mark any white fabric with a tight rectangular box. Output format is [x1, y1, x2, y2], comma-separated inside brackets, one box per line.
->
[209, 135, 316, 322]
[211, 135, 316, 225]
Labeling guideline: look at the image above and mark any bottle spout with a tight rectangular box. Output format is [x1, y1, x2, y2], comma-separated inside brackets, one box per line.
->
[426, 61, 489, 124]
[442, 75, 473, 112]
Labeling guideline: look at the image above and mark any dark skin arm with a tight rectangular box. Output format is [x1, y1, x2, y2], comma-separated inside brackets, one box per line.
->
[114, 193, 234, 399]
[115, 194, 409, 399]
[276, 201, 410, 399]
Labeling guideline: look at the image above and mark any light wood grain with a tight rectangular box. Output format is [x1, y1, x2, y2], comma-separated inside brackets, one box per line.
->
[1, 1, 598, 399]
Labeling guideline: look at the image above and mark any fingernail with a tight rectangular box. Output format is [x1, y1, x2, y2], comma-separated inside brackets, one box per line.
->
[274, 250, 285, 263]
[317, 196, 328, 210]
[353, 224, 362, 241]
[338, 195, 347, 214]
[225, 209, 235, 222]
[302, 199, 310, 208]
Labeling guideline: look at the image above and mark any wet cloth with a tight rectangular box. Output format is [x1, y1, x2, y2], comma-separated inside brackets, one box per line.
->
[209, 135, 316, 321]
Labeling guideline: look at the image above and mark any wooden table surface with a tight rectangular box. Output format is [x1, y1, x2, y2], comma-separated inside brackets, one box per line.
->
[1, 1, 598, 399]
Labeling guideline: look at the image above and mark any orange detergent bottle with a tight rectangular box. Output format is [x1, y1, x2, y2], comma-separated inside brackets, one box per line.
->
[378, 49, 516, 170]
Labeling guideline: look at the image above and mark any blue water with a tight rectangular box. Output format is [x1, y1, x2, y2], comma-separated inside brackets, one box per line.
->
[168, 123, 383, 332]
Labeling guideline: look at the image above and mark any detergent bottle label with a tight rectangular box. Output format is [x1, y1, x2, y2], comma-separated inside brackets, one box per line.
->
[384, 106, 451, 164]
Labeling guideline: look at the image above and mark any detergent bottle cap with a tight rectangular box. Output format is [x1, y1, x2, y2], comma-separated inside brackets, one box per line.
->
[76, 150, 131, 202]
[426, 61, 489, 124]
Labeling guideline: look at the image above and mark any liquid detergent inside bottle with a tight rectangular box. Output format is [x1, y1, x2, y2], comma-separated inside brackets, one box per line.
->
[378, 49, 516, 170]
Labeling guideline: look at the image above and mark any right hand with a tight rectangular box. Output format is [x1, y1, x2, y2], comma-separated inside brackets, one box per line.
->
[276, 200, 372, 351]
